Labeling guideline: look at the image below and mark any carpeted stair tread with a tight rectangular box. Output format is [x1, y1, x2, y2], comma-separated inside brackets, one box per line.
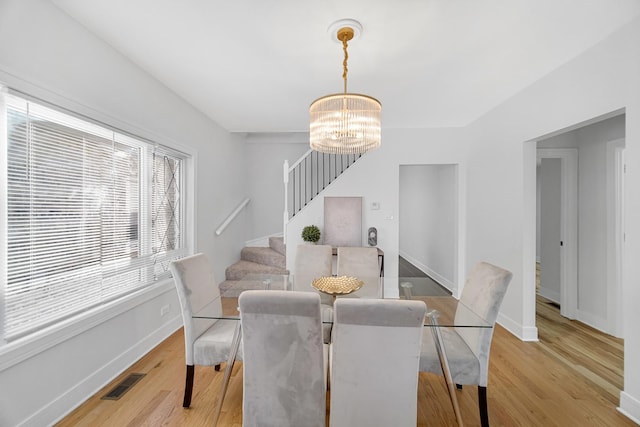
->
[225, 259, 288, 281]
[240, 246, 285, 269]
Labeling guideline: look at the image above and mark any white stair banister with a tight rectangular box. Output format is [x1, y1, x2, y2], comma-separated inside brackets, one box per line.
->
[216, 198, 250, 236]
[283, 159, 289, 241]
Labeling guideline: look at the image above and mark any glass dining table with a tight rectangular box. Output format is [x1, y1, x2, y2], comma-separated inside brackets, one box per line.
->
[194, 274, 491, 427]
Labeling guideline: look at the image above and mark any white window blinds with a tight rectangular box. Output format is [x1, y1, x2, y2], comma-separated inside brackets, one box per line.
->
[1, 93, 188, 342]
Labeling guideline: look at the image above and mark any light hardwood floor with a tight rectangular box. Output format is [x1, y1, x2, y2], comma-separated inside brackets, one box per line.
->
[56, 296, 631, 427]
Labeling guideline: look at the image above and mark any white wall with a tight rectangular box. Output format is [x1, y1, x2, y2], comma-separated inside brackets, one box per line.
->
[3, 0, 640, 423]
[0, 1, 247, 425]
[286, 127, 468, 299]
[242, 133, 309, 241]
[452, 18, 640, 421]
[288, 15, 640, 422]
[399, 164, 456, 289]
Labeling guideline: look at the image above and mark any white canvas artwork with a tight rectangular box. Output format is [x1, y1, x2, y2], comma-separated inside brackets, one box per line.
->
[324, 196, 362, 247]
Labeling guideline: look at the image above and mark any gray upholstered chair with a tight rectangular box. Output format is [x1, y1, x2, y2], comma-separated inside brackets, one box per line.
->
[294, 244, 334, 342]
[239, 290, 327, 427]
[336, 246, 382, 298]
[169, 253, 240, 408]
[329, 298, 427, 427]
[419, 261, 512, 427]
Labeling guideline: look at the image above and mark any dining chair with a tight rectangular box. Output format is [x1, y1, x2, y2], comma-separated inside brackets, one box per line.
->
[169, 253, 240, 408]
[239, 290, 327, 427]
[336, 246, 382, 298]
[419, 261, 512, 427]
[294, 244, 334, 342]
[329, 298, 427, 427]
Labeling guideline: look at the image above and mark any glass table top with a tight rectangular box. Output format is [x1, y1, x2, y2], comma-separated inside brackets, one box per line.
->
[192, 274, 490, 328]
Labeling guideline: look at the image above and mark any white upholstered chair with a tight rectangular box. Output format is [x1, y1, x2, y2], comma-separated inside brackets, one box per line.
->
[169, 253, 240, 408]
[329, 298, 427, 427]
[294, 244, 334, 342]
[294, 244, 333, 303]
[419, 261, 512, 427]
[239, 290, 327, 427]
[336, 246, 382, 298]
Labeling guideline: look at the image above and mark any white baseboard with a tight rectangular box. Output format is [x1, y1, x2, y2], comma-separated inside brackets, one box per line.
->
[497, 312, 539, 341]
[576, 309, 610, 335]
[619, 391, 640, 424]
[537, 286, 560, 304]
[399, 252, 454, 292]
[23, 316, 182, 427]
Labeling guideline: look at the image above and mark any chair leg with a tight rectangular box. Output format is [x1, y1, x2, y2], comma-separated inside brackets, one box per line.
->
[456, 383, 463, 390]
[215, 363, 221, 371]
[478, 385, 489, 427]
[183, 365, 195, 408]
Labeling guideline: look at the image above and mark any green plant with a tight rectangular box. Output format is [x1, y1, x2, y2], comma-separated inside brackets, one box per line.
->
[301, 225, 321, 243]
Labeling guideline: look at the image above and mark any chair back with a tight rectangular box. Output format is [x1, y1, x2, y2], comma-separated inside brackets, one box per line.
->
[336, 246, 381, 298]
[330, 298, 426, 427]
[455, 261, 512, 384]
[294, 244, 333, 304]
[169, 253, 222, 364]
[239, 290, 326, 427]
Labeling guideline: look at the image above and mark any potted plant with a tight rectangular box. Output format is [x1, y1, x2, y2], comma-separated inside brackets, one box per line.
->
[301, 225, 321, 244]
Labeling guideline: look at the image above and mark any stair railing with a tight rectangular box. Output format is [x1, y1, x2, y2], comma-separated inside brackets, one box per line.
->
[216, 197, 250, 236]
[283, 149, 362, 240]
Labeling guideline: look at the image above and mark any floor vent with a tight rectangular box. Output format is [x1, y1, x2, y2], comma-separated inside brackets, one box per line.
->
[101, 373, 146, 400]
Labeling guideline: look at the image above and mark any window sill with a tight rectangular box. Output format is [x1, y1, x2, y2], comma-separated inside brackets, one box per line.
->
[0, 279, 175, 372]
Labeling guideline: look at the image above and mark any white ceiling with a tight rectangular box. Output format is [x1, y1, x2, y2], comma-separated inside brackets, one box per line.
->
[51, 0, 640, 133]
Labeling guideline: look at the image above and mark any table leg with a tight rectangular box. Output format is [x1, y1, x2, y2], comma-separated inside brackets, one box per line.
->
[427, 310, 464, 427]
[212, 321, 242, 426]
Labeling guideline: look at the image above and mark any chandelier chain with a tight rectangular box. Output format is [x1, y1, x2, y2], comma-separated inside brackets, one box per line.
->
[342, 35, 349, 93]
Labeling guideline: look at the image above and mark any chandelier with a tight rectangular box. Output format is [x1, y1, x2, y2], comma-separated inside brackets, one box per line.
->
[309, 20, 381, 155]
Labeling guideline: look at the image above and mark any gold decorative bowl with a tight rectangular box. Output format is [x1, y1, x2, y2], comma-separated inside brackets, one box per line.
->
[312, 276, 364, 296]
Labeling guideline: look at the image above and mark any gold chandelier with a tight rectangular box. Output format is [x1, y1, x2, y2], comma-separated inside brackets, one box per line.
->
[309, 20, 381, 155]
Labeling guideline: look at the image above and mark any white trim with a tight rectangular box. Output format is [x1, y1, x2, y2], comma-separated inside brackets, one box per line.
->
[537, 148, 578, 319]
[523, 141, 539, 335]
[606, 138, 625, 338]
[537, 286, 560, 304]
[496, 313, 539, 342]
[398, 251, 455, 292]
[454, 163, 465, 299]
[575, 309, 608, 333]
[619, 391, 640, 425]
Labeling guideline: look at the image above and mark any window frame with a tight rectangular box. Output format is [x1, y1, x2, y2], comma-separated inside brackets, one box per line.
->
[0, 86, 196, 369]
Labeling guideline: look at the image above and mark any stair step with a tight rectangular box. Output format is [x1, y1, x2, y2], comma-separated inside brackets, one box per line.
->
[241, 246, 285, 269]
[269, 236, 286, 256]
[225, 260, 288, 281]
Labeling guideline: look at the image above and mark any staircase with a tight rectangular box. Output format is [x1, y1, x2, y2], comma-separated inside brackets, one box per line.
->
[219, 236, 288, 297]
[219, 150, 362, 296]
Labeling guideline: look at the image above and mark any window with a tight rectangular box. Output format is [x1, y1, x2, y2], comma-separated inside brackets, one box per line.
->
[1, 92, 188, 343]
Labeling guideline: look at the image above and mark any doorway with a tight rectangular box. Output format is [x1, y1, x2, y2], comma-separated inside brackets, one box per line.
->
[536, 149, 578, 319]
[534, 113, 625, 337]
[398, 164, 461, 296]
